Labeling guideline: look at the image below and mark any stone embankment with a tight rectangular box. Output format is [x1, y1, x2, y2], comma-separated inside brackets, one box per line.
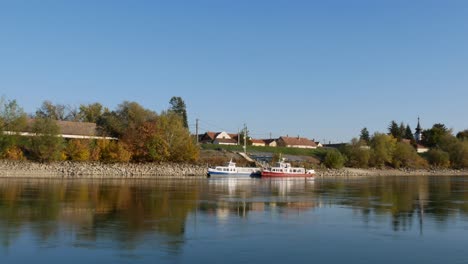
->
[316, 167, 468, 177]
[1, 161, 467, 178]
[0, 161, 208, 178]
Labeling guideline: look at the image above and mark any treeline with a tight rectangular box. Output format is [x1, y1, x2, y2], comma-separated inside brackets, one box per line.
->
[0, 96, 198, 163]
[323, 121, 468, 169]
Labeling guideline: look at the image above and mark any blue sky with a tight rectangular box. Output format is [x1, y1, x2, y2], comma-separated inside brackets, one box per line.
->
[1, 0, 467, 142]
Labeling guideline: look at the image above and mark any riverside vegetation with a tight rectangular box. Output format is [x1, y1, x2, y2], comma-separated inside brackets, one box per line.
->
[0, 96, 467, 176]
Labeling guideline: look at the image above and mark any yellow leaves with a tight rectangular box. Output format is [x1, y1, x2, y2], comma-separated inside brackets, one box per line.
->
[3, 146, 25, 161]
[65, 139, 91, 161]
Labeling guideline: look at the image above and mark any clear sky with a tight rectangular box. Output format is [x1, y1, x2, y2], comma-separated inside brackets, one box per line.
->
[1, 0, 467, 142]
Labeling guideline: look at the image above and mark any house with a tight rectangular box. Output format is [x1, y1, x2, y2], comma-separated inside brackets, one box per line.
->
[2, 119, 116, 140]
[250, 138, 278, 147]
[416, 144, 429, 153]
[277, 136, 317, 149]
[251, 139, 266, 147]
[264, 139, 277, 147]
[199, 131, 238, 145]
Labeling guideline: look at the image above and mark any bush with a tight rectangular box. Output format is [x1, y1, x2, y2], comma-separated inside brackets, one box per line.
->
[426, 148, 450, 168]
[66, 139, 91, 161]
[392, 142, 428, 169]
[370, 133, 396, 168]
[29, 118, 64, 162]
[342, 139, 370, 168]
[100, 141, 132, 163]
[323, 149, 345, 169]
[2, 146, 25, 160]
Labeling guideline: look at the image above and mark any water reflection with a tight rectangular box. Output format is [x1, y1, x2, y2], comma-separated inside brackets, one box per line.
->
[1, 176, 468, 259]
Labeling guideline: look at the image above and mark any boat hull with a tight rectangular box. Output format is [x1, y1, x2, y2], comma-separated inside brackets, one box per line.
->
[207, 169, 260, 178]
[261, 171, 314, 178]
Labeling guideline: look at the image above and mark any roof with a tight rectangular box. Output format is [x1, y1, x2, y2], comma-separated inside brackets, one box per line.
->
[204, 132, 217, 140]
[279, 136, 317, 147]
[26, 119, 98, 137]
[213, 138, 237, 144]
[251, 139, 266, 144]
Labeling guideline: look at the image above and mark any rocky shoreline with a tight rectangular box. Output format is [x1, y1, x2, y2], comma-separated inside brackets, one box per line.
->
[316, 167, 468, 177]
[0, 161, 208, 178]
[0, 161, 467, 178]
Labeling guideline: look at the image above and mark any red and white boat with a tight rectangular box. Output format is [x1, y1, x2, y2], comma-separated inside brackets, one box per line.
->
[261, 159, 315, 178]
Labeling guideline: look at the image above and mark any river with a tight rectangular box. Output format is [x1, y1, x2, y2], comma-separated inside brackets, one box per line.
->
[1, 176, 468, 263]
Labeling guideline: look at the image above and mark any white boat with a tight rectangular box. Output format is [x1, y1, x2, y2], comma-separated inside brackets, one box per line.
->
[207, 160, 261, 178]
[261, 159, 315, 178]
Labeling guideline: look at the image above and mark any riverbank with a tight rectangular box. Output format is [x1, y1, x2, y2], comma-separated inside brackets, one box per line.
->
[316, 167, 468, 177]
[0, 161, 467, 178]
[0, 161, 207, 178]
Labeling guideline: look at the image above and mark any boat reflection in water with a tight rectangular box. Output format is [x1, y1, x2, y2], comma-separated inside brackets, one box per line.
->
[204, 177, 317, 219]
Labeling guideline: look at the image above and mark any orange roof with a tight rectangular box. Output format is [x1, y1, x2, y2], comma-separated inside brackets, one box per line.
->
[279, 136, 317, 147]
[251, 139, 265, 144]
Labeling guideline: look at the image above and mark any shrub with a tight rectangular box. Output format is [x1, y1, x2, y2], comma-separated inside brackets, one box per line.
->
[323, 149, 345, 169]
[66, 139, 91, 161]
[426, 148, 450, 168]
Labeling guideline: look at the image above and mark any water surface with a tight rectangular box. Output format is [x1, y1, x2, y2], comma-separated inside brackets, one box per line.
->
[1, 176, 468, 263]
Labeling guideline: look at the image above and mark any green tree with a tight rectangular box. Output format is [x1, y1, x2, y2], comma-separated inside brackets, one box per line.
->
[359, 127, 370, 143]
[0, 98, 28, 158]
[323, 149, 345, 169]
[426, 148, 450, 168]
[79, 103, 106, 123]
[370, 133, 396, 168]
[456, 130, 468, 141]
[439, 134, 468, 168]
[98, 101, 157, 138]
[35, 101, 67, 120]
[29, 118, 64, 162]
[388, 121, 401, 140]
[392, 141, 427, 169]
[422, 123, 451, 148]
[404, 125, 414, 140]
[169, 96, 188, 129]
[342, 138, 370, 168]
[157, 111, 198, 162]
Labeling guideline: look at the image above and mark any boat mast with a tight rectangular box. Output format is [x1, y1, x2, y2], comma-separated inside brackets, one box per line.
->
[243, 123, 247, 154]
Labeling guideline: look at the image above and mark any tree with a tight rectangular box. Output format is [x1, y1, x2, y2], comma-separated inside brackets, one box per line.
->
[323, 149, 345, 169]
[28, 118, 64, 162]
[342, 138, 370, 168]
[392, 141, 427, 169]
[456, 130, 468, 141]
[426, 148, 450, 168]
[157, 111, 198, 162]
[98, 101, 157, 138]
[422, 123, 451, 148]
[35, 101, 67, 120]
[404, 125, 414, 140]
[65, 139, 91, 161]
[388, 121, 400, 139]
[168, 96, 188, 128]
[370, 133, 396, 168]
[359, 127, 370, 143]
[0, 98, 28, 158]
[79, 103, 105, 123]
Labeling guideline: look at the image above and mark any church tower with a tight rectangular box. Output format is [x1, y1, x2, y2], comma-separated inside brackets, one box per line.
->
[415, 117, 423, 142]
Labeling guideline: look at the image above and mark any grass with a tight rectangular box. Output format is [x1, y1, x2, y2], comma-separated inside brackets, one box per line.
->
[200, 144, 327, 159]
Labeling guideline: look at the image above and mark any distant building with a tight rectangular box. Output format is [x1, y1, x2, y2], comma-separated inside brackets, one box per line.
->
[199, 131, 238, 145]
[277, 136, 317, 149]
[251, 139, 266, 147]
[250, 138, 278, 147]
[414, 117, 428, 153]
[322, 143, 347, 149]
[2, 119, 115, 140]
[415, 117, 423, 142]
